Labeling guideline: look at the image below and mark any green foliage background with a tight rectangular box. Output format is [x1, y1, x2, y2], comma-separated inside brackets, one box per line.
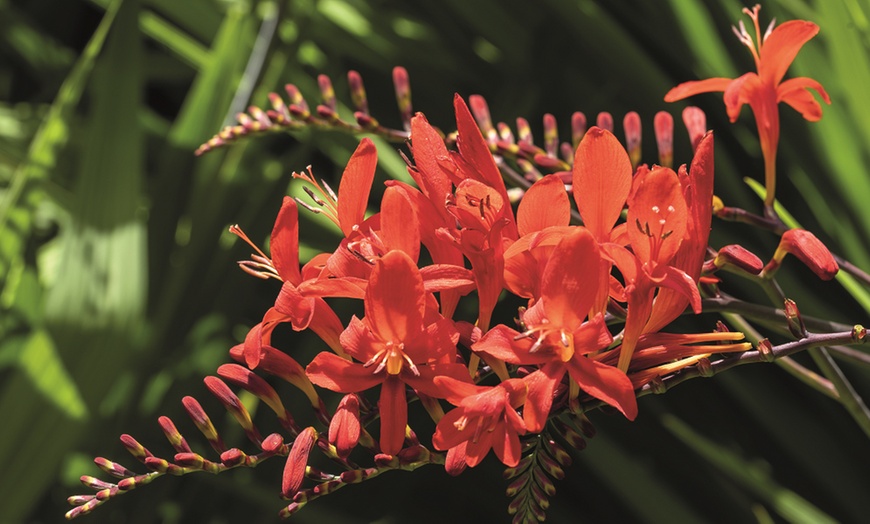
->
[1, 0, 869, 522]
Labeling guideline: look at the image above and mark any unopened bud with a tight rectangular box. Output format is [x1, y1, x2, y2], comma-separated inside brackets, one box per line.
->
[654, 111, 674, 168]
[282, 427, 317, 499]
[571, 112, 587, 147]
[757, 338, 775, 362]
[682, 106, 707, 151]
[697, 357, 714, 377]
[769, 229, 839, 280]
[623, 111, 642, 168]
[543, 113, 559, 157]
[709, 244, 764, 275]
[783, 299, 808, 339]
[596, 111, 613, 133]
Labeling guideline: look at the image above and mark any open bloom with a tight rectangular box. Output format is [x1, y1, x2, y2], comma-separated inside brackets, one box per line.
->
[474, 228, 638, 432]
[664, 4, 830, 209]
[305, 250, 470, 456]
[432, 377, 527, 473]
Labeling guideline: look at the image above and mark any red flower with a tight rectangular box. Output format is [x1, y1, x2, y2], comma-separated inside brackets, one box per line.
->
[305, 250, 470, 455]
[474, 229, 638, 432]
[432, 377, 527, 472]
[665, 4, 830, 209]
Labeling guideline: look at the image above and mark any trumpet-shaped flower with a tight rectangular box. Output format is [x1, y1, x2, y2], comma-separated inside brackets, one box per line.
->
[665, 4, 830, 210]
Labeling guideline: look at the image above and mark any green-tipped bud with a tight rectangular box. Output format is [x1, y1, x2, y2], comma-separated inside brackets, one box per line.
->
[542, 438, 572, 467]
[654, 111, 674, 168]
[181, 396, 226, 454]
[571, 112, 587, 147]
[392, 66, 412, 131]
[157, 416, 191, 454]
[93, 457, 136, 479]
[503, 454, 534, 479]
[119, 434, 152, 463]
[623, 111, 642, 168]
[595, 112, 613, 133]
[347, 70, 369, 115]
[469, 95, 497, 143]
[220, 448, 247, 468]
[682, 106, 707, 151]
[757, 338, 775, 362]
[536, 449, 565, 480]
[543, 113, 559, 157]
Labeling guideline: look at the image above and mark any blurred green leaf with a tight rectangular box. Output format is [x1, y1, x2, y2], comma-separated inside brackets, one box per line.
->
[662, 413, 836, 524]
[18, 329, 87, 419]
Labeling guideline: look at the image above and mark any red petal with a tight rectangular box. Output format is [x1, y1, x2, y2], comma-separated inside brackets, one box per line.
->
[517, 174, 570, 236]
[572, 127, 633, 241]
[541, 228, 601, 329]
[432, 376, 488, 406]
[306, 352, 382, 393]
[365, 250, 425, 343]
[627, 166, 687, 266]
[379, 376, 408, 455]
[473, 324, 545, 366]
[432, 408, 469, 451]
[453, 94, 507, 197]
[491, 420, 521, 467]
[654, 266, 702, 314]
[380, 186, 421, 262]
[723, 73, 761, 122]
[759, 20, 819, 85]
[778, 77, 831, 122]
[337, 138, 378, 237]
[522, 363, 566, 433]
[664, 78, 733, 102]
[274, 282, 315, 330]
[270, 197, 302, 285]
[409, 113, 455, 200]
[565, 356, 638, 420]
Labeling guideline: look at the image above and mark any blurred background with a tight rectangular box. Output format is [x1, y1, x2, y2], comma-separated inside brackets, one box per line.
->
[2, 0, 870, 522]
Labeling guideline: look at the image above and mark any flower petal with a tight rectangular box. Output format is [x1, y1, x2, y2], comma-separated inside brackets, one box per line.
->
[541, 228, 602, 329]
[517, 174, 570, 236]
[522, 362, 566, 433]
[380, 186, 421, 262]
[572, 127, 633, 241]
[409, 113, 456, 199]
[664, 78, 733, 102]
[759, 20, 819, 85]
[777, 77, 831, 122]
[364, 250, 425, 343]
[627, 166, 688, 266]
[306, 352, 382, 393]
[565, 356, 638, 421]
[379, 376, 408, 455]
[270, 197, 303, 285]
[337, 138, 378, 237]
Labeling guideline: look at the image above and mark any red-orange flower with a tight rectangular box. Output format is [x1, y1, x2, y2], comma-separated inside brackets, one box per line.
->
[305, 250, 470, 455]
[474, 228, 638, 432]
[432, 377, 527, 473]
[665, 4, 830, 209]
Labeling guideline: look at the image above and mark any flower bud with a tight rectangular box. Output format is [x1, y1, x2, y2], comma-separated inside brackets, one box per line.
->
[282, 427, 317, 499]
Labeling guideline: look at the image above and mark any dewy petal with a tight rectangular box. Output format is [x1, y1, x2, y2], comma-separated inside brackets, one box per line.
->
[565, 356, 637, 421]
[379, 375, 408, 455]
[572, 127, 633, 241]
[759, 20, 820, 85]
[777, 77, 831, 122]
[664, 78, 733, 102]
[364, 250, 425, 343]
[379, 186, 421, 262]
[337, 138, 378, 237]
[517, 174, 570, 236]
[270, 197, 303, 285]
[541, 228, 602, 329]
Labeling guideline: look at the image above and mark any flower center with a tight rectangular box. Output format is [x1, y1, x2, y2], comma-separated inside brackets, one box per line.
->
[514, 321, 575, 362]
[363, 340, 419, 376]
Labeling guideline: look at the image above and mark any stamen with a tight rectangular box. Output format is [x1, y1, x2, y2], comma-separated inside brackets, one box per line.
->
[294, 197, 322, 214]
[560, 330, 571, 348]
[402, 353, 420, 376]
[363, 349, 387, 369]
[321, 180, 338, 202]
[764, 18, 776, 41]
[302, 185, 327, 206]
[228, 225, 269, 261]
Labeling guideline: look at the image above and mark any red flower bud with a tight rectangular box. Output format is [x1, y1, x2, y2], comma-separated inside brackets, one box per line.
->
[773, 229, 839, 280]
[282, 427, 317, 499]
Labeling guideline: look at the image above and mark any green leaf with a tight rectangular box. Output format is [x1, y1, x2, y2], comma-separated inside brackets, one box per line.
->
[662, 413, 837, 524]
[17, 329, 87, 419]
